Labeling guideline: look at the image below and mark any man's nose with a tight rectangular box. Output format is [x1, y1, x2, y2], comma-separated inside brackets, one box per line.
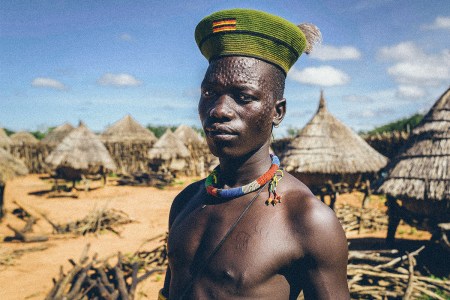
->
[209, 94, 234, 119]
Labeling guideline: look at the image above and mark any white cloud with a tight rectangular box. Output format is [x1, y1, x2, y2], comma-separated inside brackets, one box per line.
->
[360, 109, 375, 118]
[378, 42, 450, 86]
[31, 77, 67, 90]
[386, 53, 450, 86]
[396, 85, 426, 99]
[377, 42, 424, 61]
[342, 94, 373, 103]
[310, 45, 361, 61]
[288, 65, 350, 87]
[97, 73, 142, 87]
[119, 33, 133, 41]
[422, 16, 450, 30]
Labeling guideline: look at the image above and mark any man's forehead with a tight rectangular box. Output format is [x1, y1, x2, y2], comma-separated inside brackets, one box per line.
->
[203, 56, 272, 85]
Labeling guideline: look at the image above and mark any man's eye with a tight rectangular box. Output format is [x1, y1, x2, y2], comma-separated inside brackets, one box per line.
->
[238, 93, 255, 102]
[202, 89, 214, 97]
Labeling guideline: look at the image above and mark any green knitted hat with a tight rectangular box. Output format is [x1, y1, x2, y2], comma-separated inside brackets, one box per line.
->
[195, 8, 313, 74]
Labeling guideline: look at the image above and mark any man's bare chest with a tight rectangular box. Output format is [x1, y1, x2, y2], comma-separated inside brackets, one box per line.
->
[168, 197, 297, 288]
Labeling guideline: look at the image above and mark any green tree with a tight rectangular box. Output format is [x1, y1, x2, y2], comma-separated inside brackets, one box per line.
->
[362, 113, 424, 135]
[146, 125, 178, 138]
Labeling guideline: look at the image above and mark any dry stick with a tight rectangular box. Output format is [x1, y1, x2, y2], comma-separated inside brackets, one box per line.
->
[417, 277, 450, 292]
[65, 266, 89, 299]
[49, 264, 85, 300]
[136, 268, 165, 284]
[128, 263, 139, 299]
[374, 246, 425, 269]
[6, 224, 48, 242]
[12, 200, 39, 219]
[98, 266, 115, 293]
[95, 277, 112, 299]
[114, 253, 129, 300]
[22, 216, 36, 233]
[347, 273, 363, 289]
[414, 285, 447, 300]
[403, 252, 416, 299]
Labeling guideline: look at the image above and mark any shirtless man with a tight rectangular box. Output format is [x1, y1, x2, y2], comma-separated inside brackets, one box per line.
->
[160, 9, 349, 300]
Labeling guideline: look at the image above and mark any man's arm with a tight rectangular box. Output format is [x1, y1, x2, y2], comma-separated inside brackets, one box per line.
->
[295, 197, 349, 299]
[160, 181, 203, 299]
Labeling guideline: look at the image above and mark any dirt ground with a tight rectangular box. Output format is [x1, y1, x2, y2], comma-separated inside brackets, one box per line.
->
[0, 174, 433, 299]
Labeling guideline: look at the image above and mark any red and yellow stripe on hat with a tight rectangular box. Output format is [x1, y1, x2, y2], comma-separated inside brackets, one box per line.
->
[212, 18, 237, 33]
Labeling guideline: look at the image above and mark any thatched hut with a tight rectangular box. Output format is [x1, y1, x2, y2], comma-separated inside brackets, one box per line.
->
[41, 123, 75, 148]
[101, 115, 157, 174]
[9, 131, 47, 173]
[281, 92, 388, 207]
[148, 129, 190, 176]
[174, 125, 209, 176]
[10, 131, 38, 146]
[0, 148, 28, 219]
[0, 128, 12, 150]
[174, 125, 204, 146]
[45, 123, 116, 184]
[378, 87, 450, 241]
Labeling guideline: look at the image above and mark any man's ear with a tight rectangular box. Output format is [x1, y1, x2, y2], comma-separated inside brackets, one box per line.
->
[273, 98, 286, 127]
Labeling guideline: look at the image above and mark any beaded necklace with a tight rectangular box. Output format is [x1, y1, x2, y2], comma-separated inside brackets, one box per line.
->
[205, 154, 284, 205]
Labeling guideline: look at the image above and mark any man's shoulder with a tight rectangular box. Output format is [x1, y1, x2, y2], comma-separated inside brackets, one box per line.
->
[176, 179, 205, 200]
[281, 175, 346, 257]
[281, 172, 345, 250]
[168, 179, 205, 226]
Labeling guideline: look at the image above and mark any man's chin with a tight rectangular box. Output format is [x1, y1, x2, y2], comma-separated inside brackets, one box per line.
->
[207, 141, 244, 159]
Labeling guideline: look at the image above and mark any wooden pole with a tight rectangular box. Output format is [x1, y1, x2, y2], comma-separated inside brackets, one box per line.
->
[0, 183, 5, 220]
[386, 195, 401, 245]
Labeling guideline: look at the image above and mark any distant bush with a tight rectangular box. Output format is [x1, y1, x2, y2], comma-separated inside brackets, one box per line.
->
[3, 128, 15, 136]
[361, 113, 424, 135]
[146, 125, 178, 138]
[146, 125, 205, 138]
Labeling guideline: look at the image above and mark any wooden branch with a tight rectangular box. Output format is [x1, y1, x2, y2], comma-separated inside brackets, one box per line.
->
[6, 224, 48, 242]
[374, 246, 425, 269]
[403, 252, 416, 299]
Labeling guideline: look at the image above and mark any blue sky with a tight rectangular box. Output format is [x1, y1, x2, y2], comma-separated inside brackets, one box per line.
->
[1, 0, 449, 137]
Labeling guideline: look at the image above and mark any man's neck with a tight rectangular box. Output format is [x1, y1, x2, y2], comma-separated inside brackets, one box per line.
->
[217, 143, 273, 188]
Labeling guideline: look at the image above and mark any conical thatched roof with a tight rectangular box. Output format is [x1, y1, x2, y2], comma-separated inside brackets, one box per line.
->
[10, 131, 38, 146]
[0, 128, 12, 149]
[101, 115, 157, 143]
[40, 123, 75, 147]
[174, 125, 205, 146]
[148, 129, 190, 160]
[379, 87, 450, 202]
[283, 92, 388, 174]
[0, 148, 28, 184]
[45, 123, 116, 171]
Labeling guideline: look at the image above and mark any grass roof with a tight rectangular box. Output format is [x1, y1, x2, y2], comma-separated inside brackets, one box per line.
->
[379, 87, 450, 202]
[282, 92, 388, 175]
[101, 115, 157, 143]
[0, 148, 28, 184]
[45, 123, 116, 171]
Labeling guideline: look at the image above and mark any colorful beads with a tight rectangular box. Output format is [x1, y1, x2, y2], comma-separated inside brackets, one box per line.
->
[205, 155, 282, 201]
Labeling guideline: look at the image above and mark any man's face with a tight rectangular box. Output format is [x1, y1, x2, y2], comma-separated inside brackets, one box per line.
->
[198, 56, 280, 158]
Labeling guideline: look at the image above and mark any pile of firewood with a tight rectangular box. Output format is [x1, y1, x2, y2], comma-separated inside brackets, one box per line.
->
[347, 246, 450, 299]
[46, 242, 167, 300]
[336, 204, 388, 234]
[43, 207, 135, 236]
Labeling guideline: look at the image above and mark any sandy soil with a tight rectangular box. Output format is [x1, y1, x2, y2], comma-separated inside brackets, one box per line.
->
[0, 175, 432, 299]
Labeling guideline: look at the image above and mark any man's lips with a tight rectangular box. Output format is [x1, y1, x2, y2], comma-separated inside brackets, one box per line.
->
[204, 124, 237, 138]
